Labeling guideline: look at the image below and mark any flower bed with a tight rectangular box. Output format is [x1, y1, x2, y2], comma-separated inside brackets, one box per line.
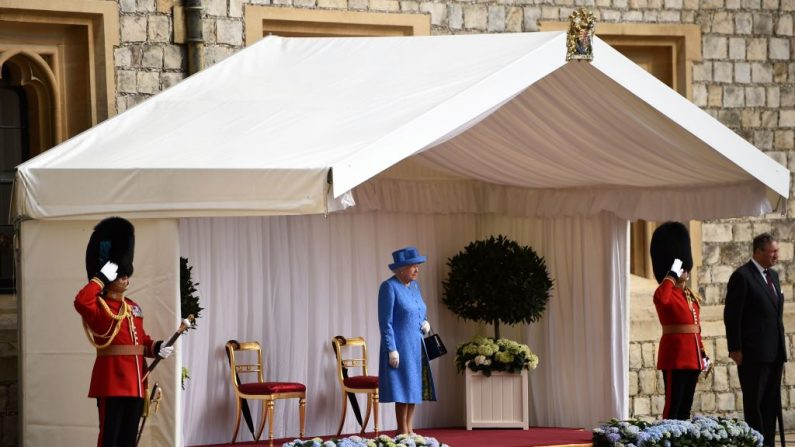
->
[592, 416, 763, 447]
[283, 433, 449, 447]
[455, 335, 538, 376]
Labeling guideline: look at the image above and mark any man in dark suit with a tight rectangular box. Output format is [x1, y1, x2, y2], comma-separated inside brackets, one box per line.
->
[724, 233, 786, 447]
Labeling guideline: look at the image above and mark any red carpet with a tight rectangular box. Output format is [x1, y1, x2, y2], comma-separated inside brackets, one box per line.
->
[192, 426, 593, 447]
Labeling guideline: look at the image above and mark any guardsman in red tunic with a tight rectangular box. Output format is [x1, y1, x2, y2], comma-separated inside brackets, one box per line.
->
[650, 222, 710, 420]
[75, 217, 173, 447]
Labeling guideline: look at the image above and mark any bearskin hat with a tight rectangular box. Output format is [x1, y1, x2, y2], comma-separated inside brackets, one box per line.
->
[650, 221, 693, 284]
[85, 217, 135, 281]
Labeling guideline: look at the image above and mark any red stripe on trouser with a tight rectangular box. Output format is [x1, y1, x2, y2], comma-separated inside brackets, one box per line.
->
[97, 397, 106, 447]
[663, 370, 672, 419]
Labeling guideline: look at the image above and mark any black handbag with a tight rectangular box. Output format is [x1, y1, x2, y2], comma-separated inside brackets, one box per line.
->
[424, 331, 447, 360]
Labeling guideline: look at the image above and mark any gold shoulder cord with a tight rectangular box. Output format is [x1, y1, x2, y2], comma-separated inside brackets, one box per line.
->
[82, 295, 131, 349]
[684, 286, 702, 305]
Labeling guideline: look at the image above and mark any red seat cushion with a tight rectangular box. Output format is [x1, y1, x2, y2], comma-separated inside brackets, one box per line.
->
[343, 375, 378, 390]
[238, 382, 306, 395]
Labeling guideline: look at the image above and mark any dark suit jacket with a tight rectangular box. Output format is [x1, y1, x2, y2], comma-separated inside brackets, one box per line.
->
[724, 260, 787, 364]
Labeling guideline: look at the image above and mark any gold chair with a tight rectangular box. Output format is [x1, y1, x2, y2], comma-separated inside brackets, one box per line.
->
[331, 336, 379, 436]
[225, 341, 306, 445]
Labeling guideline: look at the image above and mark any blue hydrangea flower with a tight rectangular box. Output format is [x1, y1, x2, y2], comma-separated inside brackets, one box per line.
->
[592, 416, 763, 447]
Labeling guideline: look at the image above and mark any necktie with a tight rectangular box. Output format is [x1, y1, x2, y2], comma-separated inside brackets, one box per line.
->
[764, 269, 778, 301]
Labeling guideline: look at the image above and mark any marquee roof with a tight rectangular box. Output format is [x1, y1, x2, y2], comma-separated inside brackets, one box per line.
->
[15, 31, 789, 220]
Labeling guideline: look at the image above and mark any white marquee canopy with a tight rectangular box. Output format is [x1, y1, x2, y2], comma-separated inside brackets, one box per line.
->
[14, 31, 790, 446]
[15, 31, 788, 221]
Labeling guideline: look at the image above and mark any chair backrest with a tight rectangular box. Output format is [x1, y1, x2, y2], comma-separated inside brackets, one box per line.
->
[331, 336, 370, 384]
[225, 340, 265, 388]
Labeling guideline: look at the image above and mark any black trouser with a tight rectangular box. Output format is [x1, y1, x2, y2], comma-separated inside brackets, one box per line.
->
[738, 362, 783, 447]
[97, 396, 144, 447]
[662, 369, 700, 420]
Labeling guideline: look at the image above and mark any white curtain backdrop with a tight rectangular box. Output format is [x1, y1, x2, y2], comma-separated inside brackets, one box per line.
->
[179, 210, 627, 446]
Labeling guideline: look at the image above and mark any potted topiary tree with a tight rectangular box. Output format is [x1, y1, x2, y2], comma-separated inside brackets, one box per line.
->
[442, 235, 552, 430]
[443, 235, 552, 339]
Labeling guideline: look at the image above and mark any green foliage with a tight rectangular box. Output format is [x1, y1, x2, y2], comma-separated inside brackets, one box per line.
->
[179, 257, 202, 391]
[442, 235, 552, 334]
[181, 366, 191, 390]
[180, 257, 203, 328]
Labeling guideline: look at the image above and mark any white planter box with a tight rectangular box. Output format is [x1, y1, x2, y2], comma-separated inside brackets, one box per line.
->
[465, 369, 529, 430]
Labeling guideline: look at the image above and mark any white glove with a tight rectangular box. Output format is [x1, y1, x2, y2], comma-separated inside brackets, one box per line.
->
[669, 258, 684, 279]
[421, 321, 431, 336]
[702, 355, 712, 371]
[389, 350, 399, 368]
[100, 261, 118, 283]
[158, 344, 174, 359]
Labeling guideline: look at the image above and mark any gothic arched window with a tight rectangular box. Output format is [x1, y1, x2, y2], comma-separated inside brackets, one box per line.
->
[0, 64, 29, 292]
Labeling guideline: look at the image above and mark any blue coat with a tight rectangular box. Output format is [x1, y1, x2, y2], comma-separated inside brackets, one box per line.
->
[378, 276, 436, 403]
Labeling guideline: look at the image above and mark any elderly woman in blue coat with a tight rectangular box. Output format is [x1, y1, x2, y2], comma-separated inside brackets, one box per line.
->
[378, 246, 437, 435]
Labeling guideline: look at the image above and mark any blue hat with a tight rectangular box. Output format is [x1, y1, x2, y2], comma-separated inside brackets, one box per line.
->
[389, 246, 427, 270]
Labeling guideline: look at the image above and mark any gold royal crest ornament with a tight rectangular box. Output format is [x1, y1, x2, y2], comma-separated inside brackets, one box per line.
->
[566, 8, 596, 61]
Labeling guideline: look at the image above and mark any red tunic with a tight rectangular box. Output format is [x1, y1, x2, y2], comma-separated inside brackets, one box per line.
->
[74, 280, 156, 398]
[653, 279, 703, 370]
